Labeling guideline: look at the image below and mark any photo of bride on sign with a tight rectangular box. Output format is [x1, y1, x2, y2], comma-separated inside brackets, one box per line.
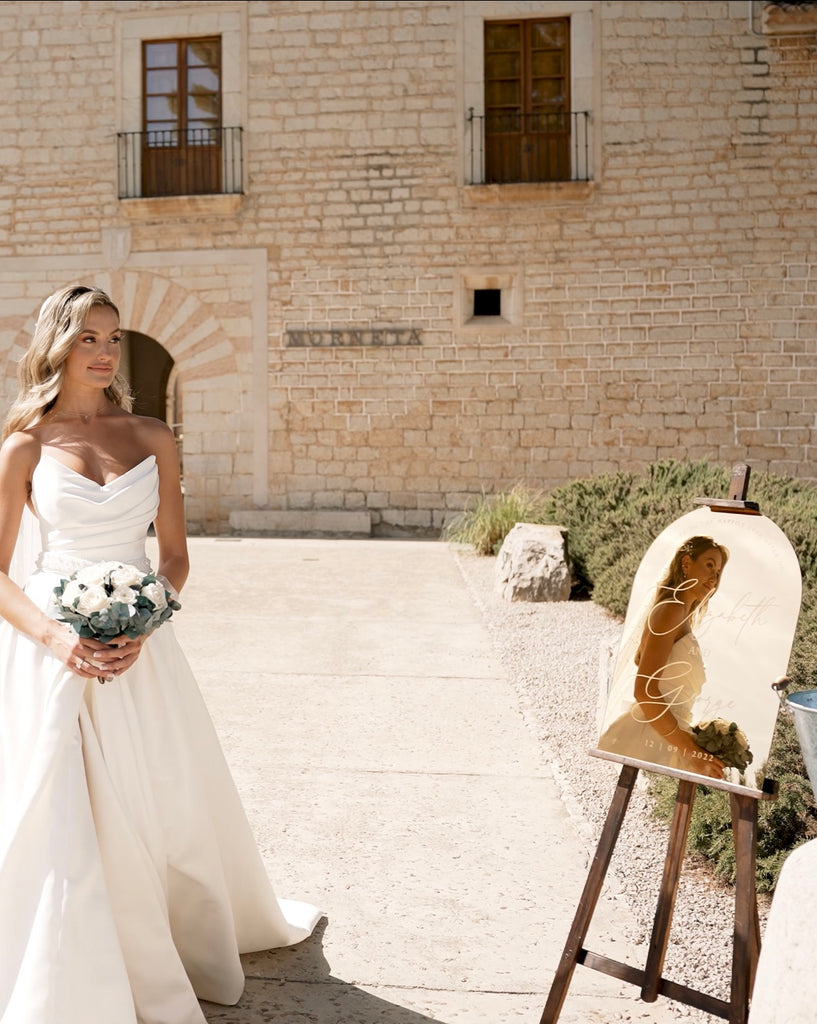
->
[594, 506, 801, 791]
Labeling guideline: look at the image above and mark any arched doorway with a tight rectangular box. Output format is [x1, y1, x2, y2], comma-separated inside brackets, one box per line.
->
[121, 330, 183, 482]
[121, 330, 174, 421]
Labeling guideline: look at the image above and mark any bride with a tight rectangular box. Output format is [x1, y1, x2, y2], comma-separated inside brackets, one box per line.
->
[0, 285, 322, 1024]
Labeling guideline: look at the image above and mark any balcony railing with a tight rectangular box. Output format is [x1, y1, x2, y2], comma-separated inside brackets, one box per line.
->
[466, 109, 591, 186]
[117, 127, 243, 199]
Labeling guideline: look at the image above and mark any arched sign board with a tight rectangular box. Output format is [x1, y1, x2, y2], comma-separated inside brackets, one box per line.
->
[592, 506, 801, 793]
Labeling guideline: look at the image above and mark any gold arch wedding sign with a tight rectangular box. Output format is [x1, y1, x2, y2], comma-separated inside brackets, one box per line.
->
[541, 467, 802, 1024]
[594, 503, 801, 791]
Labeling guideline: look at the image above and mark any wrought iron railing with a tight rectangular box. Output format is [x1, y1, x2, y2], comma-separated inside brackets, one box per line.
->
[117, 127, 243, 199]
[466, 109, 591, 185]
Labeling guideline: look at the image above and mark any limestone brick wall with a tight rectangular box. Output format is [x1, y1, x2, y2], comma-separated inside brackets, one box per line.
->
[258, 0, 817, 531]
[0, 1, 815, 534]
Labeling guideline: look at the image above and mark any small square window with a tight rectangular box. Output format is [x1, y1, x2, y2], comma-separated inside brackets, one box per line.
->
[458, 270, 519, 329]
[473, 288, 501, 316]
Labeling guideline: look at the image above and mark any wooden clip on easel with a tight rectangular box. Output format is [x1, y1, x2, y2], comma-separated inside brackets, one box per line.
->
[540, 465, 783, 1024]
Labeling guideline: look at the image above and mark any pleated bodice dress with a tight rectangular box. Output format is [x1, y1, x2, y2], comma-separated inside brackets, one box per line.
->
[0, 454, 321, 1024]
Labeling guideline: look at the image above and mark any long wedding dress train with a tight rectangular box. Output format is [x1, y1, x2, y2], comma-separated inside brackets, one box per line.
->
[0, 454, 322, 1024]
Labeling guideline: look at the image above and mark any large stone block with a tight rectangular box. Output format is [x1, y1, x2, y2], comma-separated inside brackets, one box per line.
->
[494, 523, 571, 603]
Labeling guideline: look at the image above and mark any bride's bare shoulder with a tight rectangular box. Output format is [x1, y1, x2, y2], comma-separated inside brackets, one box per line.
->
[129, 413, 174, 437]
[0, 430, 42, 478]
[128, 414, 178, 457]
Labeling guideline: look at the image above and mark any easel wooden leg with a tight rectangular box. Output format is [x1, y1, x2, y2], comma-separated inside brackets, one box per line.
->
[539, 764, 638, 1024]
[729, 793, 761, 1024]
[539, 764, 766, 1023]
[641, 779, 696, 1001]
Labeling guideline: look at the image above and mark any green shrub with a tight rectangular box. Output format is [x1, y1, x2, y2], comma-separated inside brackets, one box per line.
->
[539, 460, 731, 616]
[449, 459, 817, 889]
[648, 762, 817, 893]
[442, 483, 550, 555]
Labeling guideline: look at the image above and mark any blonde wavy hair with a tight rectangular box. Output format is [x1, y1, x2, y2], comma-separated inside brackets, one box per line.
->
[655, 535, 729, 605]
[3, 285, 132, 440]
[635, 535, 729, 664]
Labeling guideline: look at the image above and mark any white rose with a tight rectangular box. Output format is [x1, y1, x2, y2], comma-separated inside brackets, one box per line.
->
[111, 585, 138, 606]
[60, 579, 84, 608]
[75, 563, 111, 586]
[110, 563, 145, 588]
[75, 584, 110, 615]
[140, 582, 167, 611]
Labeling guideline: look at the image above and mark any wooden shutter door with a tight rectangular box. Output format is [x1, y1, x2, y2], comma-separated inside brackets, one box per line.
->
[142, 37, 222, 197]
[484, 18, 570, 184]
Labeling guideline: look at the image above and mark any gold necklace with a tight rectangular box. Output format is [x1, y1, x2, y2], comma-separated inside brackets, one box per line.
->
[52, 408, 105, 424]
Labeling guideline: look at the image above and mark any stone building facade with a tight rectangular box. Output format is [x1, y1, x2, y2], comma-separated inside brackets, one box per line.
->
[0, 1, 815, 534]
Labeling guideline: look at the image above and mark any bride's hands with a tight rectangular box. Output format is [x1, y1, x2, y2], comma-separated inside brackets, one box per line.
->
[44, 625, 106, 680]
[46, 624, 146, 681]
[79, 635, 147, 680]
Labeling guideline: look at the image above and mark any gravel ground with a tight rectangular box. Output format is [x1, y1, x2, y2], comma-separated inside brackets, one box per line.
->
[452, 546, 771, 1021]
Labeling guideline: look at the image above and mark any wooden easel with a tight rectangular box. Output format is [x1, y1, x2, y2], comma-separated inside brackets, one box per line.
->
[540, 762, 775, 1024]
[540, 466, 777, 1024]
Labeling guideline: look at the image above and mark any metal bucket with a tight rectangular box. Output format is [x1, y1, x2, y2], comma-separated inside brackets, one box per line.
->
[787, 690, 817, 800]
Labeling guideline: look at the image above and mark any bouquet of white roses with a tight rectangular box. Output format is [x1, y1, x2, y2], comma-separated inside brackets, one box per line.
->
[53, 561, 181, 642]
[692, 718, 753, 772]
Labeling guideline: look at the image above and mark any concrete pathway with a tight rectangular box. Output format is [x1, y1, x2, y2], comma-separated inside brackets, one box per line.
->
[165, 536, 691, 1024]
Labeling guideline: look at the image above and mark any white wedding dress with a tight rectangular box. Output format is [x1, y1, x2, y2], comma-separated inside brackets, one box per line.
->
[597, 632, 706, 770]
[0, 454, 322, 1024]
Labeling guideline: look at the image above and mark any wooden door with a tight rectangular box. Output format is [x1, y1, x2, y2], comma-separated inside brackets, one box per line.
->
[484, 18, 571, 183]
[142, 37, 222, 197]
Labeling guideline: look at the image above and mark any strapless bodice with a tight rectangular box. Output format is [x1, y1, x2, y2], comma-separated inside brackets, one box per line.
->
[597, 629, 710, 768]
[652, 632, 706, 728]
[31, 454, 159, 571]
